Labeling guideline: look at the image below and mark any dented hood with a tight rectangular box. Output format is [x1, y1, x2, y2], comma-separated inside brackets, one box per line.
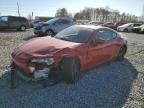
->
[15, 36, 80, 57]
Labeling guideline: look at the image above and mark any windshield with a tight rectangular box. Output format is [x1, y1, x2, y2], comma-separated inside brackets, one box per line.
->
[54, 26, 93, 43]
[140, 24, 144, 27]
[46, 18, 58, 24]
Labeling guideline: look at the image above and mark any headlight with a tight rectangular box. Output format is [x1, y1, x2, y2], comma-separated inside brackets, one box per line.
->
[31, 58, 54, 65]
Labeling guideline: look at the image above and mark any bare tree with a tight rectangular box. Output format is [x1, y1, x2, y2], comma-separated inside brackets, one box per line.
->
[74, 6, 138, 22]
[55, 8, 69, 17]
[27, 13, 32, 22]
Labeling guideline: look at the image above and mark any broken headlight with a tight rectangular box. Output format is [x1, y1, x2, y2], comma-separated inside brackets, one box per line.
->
[31, 58, 54, 65]
[29, 58, 54, 73]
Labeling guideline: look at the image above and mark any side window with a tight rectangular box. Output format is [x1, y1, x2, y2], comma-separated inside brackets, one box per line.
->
[96, 29, 117, 41]
[0, 16, 8, 22]
[128, 24, 133, 27]
[9, 17, 17, 22]
[17, 18, 23, 21]
[19, 18, 26, 22]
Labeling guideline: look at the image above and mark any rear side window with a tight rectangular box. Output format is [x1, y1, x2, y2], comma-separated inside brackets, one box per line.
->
[9, 17, 27, 22]
[96, 29, 117, 41]
[9, 17, 17, 22]
[59, 19, 72, 24]
[17, 18, 27, 22]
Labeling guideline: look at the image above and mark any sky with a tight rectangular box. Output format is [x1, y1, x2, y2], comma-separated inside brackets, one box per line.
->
[0, 0, 144, 17]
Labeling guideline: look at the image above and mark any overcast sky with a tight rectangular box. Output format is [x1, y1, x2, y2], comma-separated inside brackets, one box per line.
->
[0, 0, 144, 17]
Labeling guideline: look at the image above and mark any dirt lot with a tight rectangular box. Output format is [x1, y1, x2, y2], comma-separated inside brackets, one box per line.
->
[0, 29, 144, 108]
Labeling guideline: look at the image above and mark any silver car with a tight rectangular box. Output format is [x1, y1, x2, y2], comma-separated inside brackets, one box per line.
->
[34, 18, 74, 36]
[117, 23, 142, 32]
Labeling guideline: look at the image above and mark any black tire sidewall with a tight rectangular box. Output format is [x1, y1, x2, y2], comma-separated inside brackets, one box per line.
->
[124, 28, 128, 32]
[46, 30, 54, 36]
[61, 57, 80, 83]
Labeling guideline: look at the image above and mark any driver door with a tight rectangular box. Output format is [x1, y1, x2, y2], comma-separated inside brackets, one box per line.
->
[87, 29, 117, 69]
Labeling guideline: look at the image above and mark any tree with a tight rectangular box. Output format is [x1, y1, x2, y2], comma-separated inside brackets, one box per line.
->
[73, 6, 138, 22]
[55, 8, 68, 17]
[27, 13, 32, 22]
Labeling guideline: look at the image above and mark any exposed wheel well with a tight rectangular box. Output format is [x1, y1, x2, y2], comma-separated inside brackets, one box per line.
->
[59, 56, 81, 83]
[60, 56, 81, 69]
[122, 45, 127, 51]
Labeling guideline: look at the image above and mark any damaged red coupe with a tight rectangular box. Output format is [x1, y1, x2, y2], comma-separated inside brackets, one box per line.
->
[11, 25, 127, 83]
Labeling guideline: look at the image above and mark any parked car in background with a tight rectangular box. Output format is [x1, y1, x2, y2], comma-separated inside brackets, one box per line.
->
[11, 25, 127, 83]
[132, 24, 144, 33]
[139, 26, 144, 33]
[30, 20, 42, 28]
[88, 21, 103, 26]
[117, 23, 142, 32]
[103, 22, 115, 29]
[103, 22, 126, 30]
[34, 17, 74, 36]
[0, 16, 29, 31]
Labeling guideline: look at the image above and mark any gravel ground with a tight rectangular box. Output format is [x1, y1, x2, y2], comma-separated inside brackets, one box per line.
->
[0, 29, 144, 108]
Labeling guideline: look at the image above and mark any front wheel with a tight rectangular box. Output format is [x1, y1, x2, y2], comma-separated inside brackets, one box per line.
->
[20, 25, 26, 31]
[60, 57, 81, 83]
[46, 30, 54, 36]
[124, 28, 128, 32]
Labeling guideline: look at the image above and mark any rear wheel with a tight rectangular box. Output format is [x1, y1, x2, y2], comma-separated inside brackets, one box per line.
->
[60, 57, 81, 83]
[117, 46, 127, 61]
[19, 25, 26, 31]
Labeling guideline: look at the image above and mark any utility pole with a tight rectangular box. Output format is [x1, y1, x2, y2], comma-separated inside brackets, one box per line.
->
[142, 4, 144, 22]
[17, 2, 20, 16]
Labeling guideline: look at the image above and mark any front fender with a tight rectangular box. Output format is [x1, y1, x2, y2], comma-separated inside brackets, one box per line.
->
[53, 47, 85, 71]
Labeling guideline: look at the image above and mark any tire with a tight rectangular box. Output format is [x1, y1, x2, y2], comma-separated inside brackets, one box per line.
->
[60, 57, 81, 83]
[117, 46, 127, 61]
[20, 25, 26, 31]
[46, 30, 54, 36]
[124, 28, 128, 32]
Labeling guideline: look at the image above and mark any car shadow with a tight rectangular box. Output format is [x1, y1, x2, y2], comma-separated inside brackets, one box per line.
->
[0, 58, 138, 108]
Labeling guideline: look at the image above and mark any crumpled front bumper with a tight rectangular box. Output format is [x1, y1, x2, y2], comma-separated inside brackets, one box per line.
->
[11, 64, 54, 82]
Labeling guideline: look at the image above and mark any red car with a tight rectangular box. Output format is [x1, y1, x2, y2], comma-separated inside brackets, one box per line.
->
[103, 22, 127, 30]
[11, 25, 127, 84]
[103, 23, 115, 29]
